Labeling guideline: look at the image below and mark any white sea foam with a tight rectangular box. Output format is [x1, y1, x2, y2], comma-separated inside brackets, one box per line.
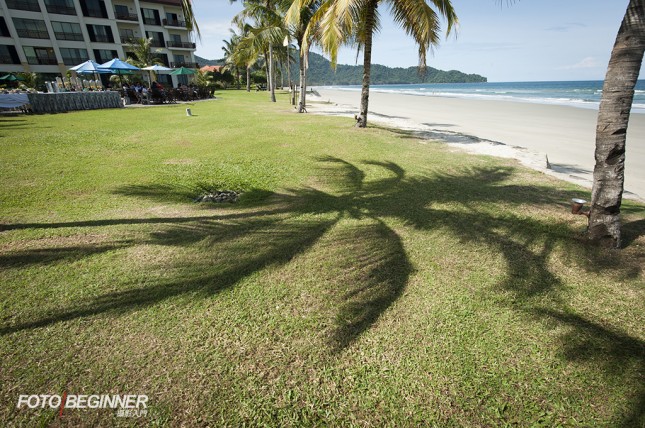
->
[322, 81, 645, 113]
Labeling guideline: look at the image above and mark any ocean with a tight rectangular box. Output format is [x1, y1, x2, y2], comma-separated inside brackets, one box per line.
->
[322, 80, 645, 113]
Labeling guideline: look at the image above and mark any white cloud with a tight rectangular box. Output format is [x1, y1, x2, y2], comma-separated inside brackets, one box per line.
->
[560, 57, 601, 70]
[546, 22, 586, 32]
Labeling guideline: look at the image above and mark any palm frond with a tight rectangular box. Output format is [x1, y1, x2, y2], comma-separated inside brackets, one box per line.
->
[180, 0, 200, 39]
[389, 0, 458, 70]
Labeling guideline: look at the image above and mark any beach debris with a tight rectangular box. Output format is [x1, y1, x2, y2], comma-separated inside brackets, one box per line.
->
[546, 154, 552, 169]
[194, 190, 239, 203]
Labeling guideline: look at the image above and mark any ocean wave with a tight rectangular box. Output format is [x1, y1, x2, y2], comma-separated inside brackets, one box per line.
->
[321, 84, 645, 112]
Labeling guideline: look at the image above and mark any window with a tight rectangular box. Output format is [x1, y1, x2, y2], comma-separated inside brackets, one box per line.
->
[114, 4, 137, 21]
[156, 53, 169, 67]
[114, 5, 128, 16]
[120, 28, 135, 43]
[60, 48, 88, 65]
[164, 12, 184, 27]
[24, 47, 57, 65]
[93, 49, 117, 63]
[44, 0, 76, 15]
[168, 34, 193, 49]
[145, 31, 164, 47]
[12, 18, 49, 39]
[6, 0, 40, 12]
[0, 17, 10, 37]
[157, 74, 171, 86]
[80, 0, 107, 18]
[0, 45, 21, 64]
[52, 21, 83, 41]
[141, 8, 160, 26]
[87, 25, 114, 43]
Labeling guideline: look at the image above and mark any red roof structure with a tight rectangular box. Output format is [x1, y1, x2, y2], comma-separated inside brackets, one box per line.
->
[200, 65, 224, 73]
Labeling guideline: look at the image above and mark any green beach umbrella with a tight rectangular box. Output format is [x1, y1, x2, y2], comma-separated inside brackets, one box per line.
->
[169, 67, 196, 76]
[0, 73, 24, 82]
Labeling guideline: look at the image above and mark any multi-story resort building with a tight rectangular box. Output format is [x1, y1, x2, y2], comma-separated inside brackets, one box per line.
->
[0, 0, 198, 87]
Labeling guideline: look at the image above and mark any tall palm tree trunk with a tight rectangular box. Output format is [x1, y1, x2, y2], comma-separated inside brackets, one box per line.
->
[356, 1, 378, 128]
[246, 66, 251, 92]
[286, 42, 292, 97]
[263, 49, 270, 86]
[298, 46, 308, 113]
[269, 44, 276, 102]
[589, 0, 645, 248]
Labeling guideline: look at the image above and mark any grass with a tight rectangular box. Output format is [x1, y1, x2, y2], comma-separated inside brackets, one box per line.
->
[1, 90, 644, 427]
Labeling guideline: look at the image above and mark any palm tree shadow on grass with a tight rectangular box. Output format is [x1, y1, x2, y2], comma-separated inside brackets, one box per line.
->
[0, 242, 132, 269]
[2, 157, 644, 422]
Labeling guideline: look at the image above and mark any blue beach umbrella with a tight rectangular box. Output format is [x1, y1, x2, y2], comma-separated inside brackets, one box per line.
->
[69, 60, 111, 74]
[98, 59, 141, 86]
[69, 60, 112, 83]
[98, 58, 140, 72]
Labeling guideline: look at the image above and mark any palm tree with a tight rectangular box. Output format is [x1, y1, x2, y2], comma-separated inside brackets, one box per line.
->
[302, 0, 457, 127]
[235, 1, 289, 102]
[125, 37, 163, 68]
[224, 21, 259, 92]
[589, 0, 645, 248]
[179, 0, 200, 36]
[286, 1, 322, 112]
[222, 29, 244, 88]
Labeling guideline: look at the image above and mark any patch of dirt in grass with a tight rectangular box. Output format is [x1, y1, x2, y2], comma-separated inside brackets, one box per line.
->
[175, 140, 192, 147]
[163, 158, 196, 165]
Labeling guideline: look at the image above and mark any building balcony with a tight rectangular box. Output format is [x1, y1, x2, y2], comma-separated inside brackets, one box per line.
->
[143, 18, 161, 26]
[16, 29, 50, 40]
[0, 56, 21, 65]
[115, 12, 139, 22]
[162, 19, 186, 28]
[166, 41, 195, 49]
[170, 62, 198, 68]
[6, 0, 41, 12]
[150, 40, 165, 48]
[26, 56, 58, 65]
[91, 35, 114, 43]
[84, 8, 108, 19]
[55, 32, 84, 41]
[63, 57, 88, 65]
[46, 4, 77, 15]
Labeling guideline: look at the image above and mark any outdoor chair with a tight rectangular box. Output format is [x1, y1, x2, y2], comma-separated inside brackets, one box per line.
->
[126, 89, 141, 104]
[150, 89, 166, 104]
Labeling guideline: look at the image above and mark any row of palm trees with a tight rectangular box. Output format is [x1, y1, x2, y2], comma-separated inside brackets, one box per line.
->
[216, 0, 457, 122]
[181, 0, 644, 246]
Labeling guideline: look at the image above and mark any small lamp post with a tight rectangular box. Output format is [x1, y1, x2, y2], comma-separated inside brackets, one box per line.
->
[570, 198, 589, 217]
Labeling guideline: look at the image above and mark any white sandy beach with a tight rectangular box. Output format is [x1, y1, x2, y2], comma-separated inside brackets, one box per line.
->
[308, 88, 645, 201]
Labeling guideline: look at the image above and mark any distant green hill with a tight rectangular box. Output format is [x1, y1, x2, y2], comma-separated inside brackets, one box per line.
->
[305, 52, 486, 85]
[196, 52, 486, 84]
[195, 55, 224, 67]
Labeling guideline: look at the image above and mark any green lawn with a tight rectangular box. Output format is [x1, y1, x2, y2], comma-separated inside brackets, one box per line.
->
[1, 91, 644, 427]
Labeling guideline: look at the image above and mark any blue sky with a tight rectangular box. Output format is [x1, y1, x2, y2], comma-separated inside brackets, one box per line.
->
[192, 0, 636, 82]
